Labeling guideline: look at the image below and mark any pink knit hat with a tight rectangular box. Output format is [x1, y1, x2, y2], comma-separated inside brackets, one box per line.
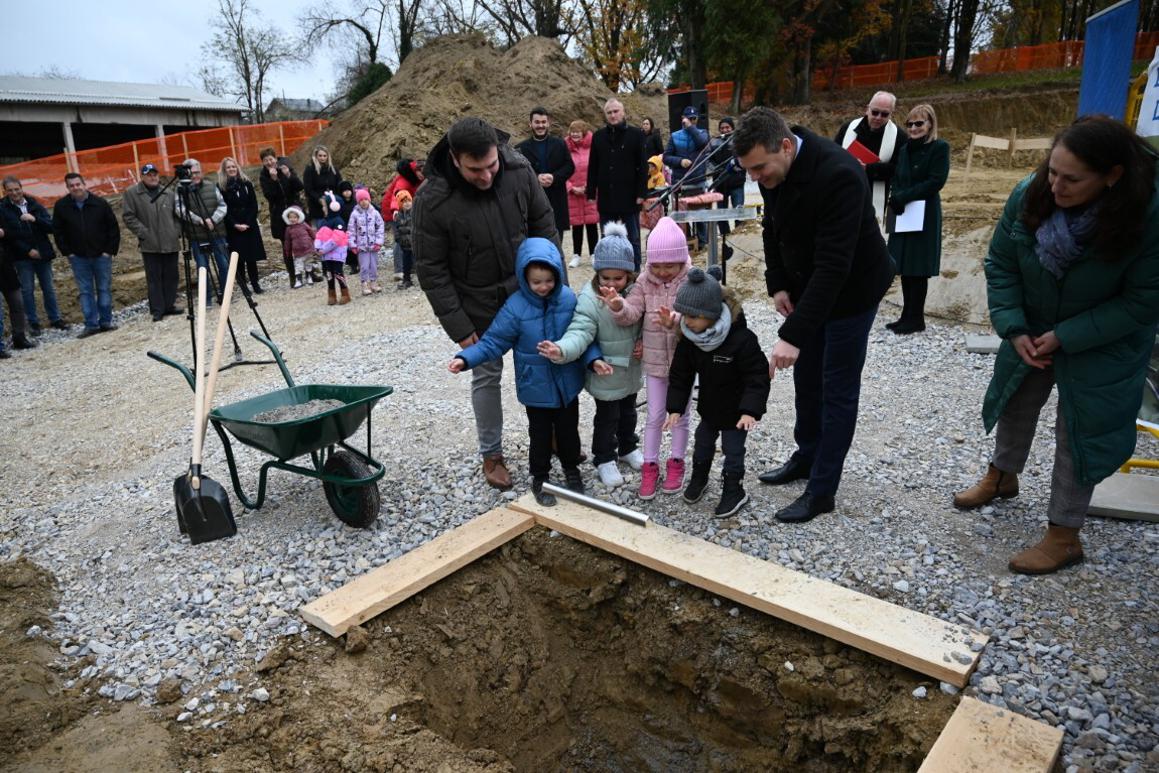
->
[645, 217, 690, 264]
[355, 188, 370, 203]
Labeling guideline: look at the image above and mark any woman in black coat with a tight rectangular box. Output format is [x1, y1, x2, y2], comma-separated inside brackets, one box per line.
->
[218, 158, 268, 294]
[258, 148, 304, 279]
[641, 117, 665, 159]
[302, 145, 344, 224]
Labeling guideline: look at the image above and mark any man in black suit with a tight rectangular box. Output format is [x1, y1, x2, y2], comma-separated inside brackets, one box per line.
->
[732, 107, 894, 523]
[515, 107, 574, 248]
[586, 98, 648, 268]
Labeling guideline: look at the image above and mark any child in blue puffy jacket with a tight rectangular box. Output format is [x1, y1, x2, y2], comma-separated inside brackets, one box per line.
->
[449, 237, 603, 506]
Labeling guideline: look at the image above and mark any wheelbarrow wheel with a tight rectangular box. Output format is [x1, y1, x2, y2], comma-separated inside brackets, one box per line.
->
[322, 451, 381, 528]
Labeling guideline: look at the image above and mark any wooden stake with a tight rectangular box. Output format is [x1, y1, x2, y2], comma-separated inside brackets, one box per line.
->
[1008, 127, 1018, 167]
[278, 123, 286, 156]
[965, 133, 977, 179]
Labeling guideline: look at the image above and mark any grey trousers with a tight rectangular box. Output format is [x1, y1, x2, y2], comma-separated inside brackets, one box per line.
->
[992, 365, 1093, 528]
[471, 356, 504, 457]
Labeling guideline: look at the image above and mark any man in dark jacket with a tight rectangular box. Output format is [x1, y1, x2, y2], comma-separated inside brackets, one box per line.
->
[586, 98, 648, 268]
[414, 117, 558, 491]
[515, 107, 574, 242]
[0, 237, 35, 355]
[733, 107, 894, 524]
[0, 176, 66, 333]
[122, 164, 182, 322]
[52, 173, 120, 337]
[833, 91, 905, 231]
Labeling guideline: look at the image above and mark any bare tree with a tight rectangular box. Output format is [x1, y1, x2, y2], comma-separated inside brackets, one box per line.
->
[420, 0, 496, 36]
[304, 0, 424, 67]
[199, 0, 296, 122]
[474, 0, 574, 46]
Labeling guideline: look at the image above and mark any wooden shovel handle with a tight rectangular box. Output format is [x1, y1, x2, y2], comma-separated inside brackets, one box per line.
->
[190, 268, 209, 471]
[202, 251, 239, 423]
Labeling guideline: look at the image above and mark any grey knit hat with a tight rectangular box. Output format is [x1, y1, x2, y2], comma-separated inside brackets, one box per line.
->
[592, 222, 636, 273]
[674, 267, 723, 320]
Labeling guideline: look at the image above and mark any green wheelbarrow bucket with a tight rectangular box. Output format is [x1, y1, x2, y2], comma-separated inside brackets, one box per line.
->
[211, 383, 393, 461]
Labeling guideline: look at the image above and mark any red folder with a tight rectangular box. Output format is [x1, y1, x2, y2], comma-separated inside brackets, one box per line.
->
[846, 139, 880, 165]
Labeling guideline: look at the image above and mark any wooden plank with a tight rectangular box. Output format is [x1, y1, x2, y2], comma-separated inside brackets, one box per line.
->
[1013, 138, 1052, 151]
[964, 134, 977, 179]
[972, 134, 1011, 150]
[299, 508, 535, 637]
[965, 334, 1002, 354]
[1088, 473, 1159, 523]
[918, 696, 1063, 773]
[510, 495, 987, 687]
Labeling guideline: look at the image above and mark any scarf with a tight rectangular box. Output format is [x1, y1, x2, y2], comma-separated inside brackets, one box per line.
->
[1035, 204, 1099, 279]
[680, 304, 732, 352]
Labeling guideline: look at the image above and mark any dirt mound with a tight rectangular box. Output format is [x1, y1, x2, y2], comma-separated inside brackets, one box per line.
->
[298, 35, 668, 188]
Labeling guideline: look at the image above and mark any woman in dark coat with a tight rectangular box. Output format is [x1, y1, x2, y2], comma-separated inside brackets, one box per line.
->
[953, 116, 1159, 575]
[302, 145, 343, 224]
[641, 117, 665, 160]
[258, 147, 304, 278]
[218, 157, 268, 294]
[886, 103, 950, 334]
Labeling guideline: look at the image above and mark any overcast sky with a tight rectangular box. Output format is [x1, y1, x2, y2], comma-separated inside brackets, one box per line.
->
[4, 0, 340, 104]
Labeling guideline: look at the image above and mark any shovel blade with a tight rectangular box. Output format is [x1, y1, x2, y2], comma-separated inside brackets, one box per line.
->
[173, 474, 237, 545]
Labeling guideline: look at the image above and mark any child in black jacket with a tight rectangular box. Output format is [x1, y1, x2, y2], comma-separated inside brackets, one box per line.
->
[663, 268, 770, 517]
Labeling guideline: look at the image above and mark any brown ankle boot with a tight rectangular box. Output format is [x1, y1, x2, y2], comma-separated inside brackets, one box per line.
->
[1009, 525, 1084, 575]
[953, 463, 1018, 509]
[339, 285, 351, 305]
[482, 454, 513, 490]
[327, 288, 338, 306]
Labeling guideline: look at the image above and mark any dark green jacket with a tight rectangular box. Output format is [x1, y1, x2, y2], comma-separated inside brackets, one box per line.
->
[983, 176, 1159, 485]
[888, 138, 949, 277]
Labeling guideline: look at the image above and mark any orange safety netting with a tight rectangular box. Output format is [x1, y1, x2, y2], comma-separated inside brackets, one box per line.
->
[0, 120, 328, 201]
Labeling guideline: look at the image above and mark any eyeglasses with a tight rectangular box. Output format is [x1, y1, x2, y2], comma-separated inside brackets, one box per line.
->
[869, 109, 891, 117]
[905, 120, 927, 128]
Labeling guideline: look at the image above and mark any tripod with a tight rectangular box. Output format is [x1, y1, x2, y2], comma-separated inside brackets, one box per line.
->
[171, 174, 275, 373]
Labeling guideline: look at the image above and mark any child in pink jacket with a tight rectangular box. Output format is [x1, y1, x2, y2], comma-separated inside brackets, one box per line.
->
[602, 216, 692, 499]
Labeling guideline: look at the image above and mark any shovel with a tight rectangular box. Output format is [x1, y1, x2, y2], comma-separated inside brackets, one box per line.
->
[173, 261, 238, 544]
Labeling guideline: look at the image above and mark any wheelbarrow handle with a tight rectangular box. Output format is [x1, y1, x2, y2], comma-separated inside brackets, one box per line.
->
[147, 350, 196, 392]
[248, 330, 295, 388]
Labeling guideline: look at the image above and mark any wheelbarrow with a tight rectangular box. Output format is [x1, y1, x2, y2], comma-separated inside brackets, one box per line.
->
[149, 331, 393, 528]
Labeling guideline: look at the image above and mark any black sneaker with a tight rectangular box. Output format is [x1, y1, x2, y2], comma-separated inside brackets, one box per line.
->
[28, 324, 43, 336]
[99, 324, 119, 332]
[563, 467, 585, 494]
[683, 461, 711, 503]
[714, 474, 749, 518]
[13, 335, 37, 349]
[76, 328, 100, 339]
[51, 319, 69, 330]
[532, 477, 556, 507]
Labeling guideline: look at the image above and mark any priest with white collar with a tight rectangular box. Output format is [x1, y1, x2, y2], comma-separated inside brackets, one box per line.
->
[833, 91, 905, 231]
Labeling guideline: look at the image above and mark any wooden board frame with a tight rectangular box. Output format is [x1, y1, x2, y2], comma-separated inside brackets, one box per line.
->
[300, 499, 1062, 771]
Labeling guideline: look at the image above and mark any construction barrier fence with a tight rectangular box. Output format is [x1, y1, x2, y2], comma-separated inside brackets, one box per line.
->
[0, 120, 328, 202]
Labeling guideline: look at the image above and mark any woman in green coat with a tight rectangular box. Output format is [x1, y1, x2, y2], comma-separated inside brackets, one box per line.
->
[887, 103, 950, 334]
[953, 116, 1159, 575]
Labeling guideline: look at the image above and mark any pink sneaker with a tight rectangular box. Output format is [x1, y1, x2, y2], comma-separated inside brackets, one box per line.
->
[639, 462, 660, 500]
[662, 458, 685, 494]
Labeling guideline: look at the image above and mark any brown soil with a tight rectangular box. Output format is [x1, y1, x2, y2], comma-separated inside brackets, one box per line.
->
[295, 35, 669, 190]
[2, 530, 956, 771]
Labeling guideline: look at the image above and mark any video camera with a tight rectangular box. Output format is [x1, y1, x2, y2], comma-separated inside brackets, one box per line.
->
[173, 163, 194, 183]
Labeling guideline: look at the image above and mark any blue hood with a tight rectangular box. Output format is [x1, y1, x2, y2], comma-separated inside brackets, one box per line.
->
[515, 236, 564, 303]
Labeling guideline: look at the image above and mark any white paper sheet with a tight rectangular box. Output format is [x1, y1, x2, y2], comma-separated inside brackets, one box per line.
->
[892, 200, 926, 233]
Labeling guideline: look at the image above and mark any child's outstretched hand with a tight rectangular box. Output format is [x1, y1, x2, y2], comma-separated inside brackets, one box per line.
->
[536, 340, 563, 362]
[656, 305, 680, 329]
[632, 339, 643, 360]
[736, 414, 758, 431]
[592, 359, 613, 376]
[662, 412, 682, 431]
[598, 285, 624, 312]
[448, 357, 466, 374]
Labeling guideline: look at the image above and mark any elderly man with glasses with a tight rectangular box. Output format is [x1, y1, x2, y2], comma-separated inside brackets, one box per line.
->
[833, 91, 906, 231]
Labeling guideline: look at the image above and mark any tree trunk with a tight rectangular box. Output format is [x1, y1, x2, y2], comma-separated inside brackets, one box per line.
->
[951, 0, 980, 82]
[896, 0, 913, 81]
[791, 36, 813, 104]
[939, 0, 957, 74]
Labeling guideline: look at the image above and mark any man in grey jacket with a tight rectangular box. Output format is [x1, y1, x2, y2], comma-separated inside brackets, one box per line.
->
[122, 164, 183, 321]
[414, 117, 558, 490]
[174, 158, 229, 303]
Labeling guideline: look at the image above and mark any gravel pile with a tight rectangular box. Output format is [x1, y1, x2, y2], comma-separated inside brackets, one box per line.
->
[1, 246, 1156, 771]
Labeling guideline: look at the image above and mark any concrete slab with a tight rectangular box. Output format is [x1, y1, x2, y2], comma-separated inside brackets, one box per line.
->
[1088, 473, 1159, 523]
[965, 334, 1002, 354]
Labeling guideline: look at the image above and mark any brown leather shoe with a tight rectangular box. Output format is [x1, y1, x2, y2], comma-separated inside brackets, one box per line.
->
[482, 454, 513, 490]
[1009, 525, 1084, 575]
[953, 463, 1018, 509]
[327, 288, 338, 306]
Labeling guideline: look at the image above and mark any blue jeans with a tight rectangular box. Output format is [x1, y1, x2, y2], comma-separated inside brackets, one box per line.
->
[789, 305, 878, 496]
[191, 237, 230, 299]
[14, 259, 61, 327]
[68, 254, 113, 329]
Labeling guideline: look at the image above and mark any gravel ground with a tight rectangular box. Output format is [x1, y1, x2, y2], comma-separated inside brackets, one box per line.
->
[1, 240, 1157, 772]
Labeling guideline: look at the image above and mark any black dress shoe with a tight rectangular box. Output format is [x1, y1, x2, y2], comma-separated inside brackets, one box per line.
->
[29, 324, 43, 336]
[51, 319, 69, 330]
[775, 492, 836, 523]
[0, 349, 11, 359]
[152, 313, 164, 322]
[164, 307, 184, 316]
[76, 327, 100, 339]
[99, 324, 119, 332]
[885, 318, 903, 331]
[891, 318, 925, 335]
[13, 335, 37, 349]
[758, 457, 811, 485]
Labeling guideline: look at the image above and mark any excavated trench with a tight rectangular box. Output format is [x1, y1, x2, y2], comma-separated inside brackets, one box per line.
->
[187, 527, 959, 771]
